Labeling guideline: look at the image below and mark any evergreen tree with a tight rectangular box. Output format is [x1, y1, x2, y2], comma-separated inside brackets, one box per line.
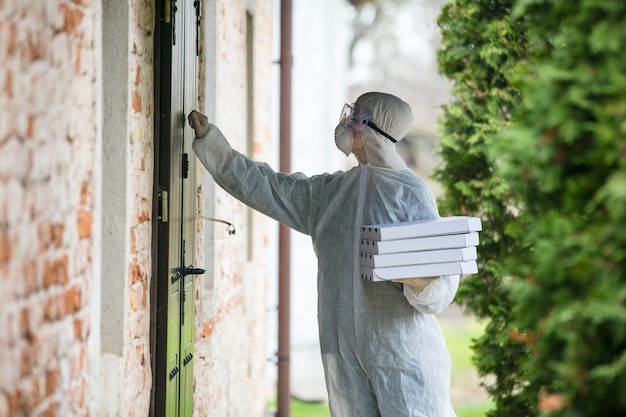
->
[496, 0, 626, 414]
[435, 0, 536, 415]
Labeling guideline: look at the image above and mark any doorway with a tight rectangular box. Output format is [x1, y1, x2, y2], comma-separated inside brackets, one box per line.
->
[151, 1, 202, 416]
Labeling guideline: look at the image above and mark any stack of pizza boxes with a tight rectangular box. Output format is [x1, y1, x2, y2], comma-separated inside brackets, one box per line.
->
[359, 216, 482, 282]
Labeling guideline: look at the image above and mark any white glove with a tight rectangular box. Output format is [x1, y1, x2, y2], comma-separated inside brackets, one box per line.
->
[188, 110, 210, 138]
[392, 276, 440, 291]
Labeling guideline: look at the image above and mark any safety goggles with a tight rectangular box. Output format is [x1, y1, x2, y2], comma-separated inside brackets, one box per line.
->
[339, 103, 397, 143]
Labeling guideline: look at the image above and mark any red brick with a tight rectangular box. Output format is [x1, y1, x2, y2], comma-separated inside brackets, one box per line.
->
[132, 89, 142, 113]
[20, 307, 35, 342]
[60, 3, 84, 36]
[134, 65, 141, 85]
[51, 224, 64, 248]
[17, 377, 41, 413]
[137, 211, 149, 223]
[0, 231, 10, 264]
[202, 320, 215, 338]
[136, 344, 146, 366]
[43, 256, 69, 288]
[79, 180, 92, 205]
[130, 229, 136, 253]
[20, 261, 38, 297]
[137, 205, 149, 223]
[20, 343, 33, 377]
[82, 313, 91, 339]
[4, 390, 18, 417]
[26, 113, 36, 139]
[15, 385, 27, 412]
[27, 33, 43, 62]
[73, 318, 83, 340]
[41, 401, 59, 417]
[38, 222, 51, 251]
[3, 70, 12, 99]
[70, 346, 87, 380]
[7, 22, 16, 55]
[44, 293, 65, 321]
[129, 260, 144, 284]
[139, 283, 147, 308]
[72, 240, 92, 277]
[45, 368, 61, 396]
[76, 210, 92, 239]
[74, 42, 82, 73]
[129, 284, 146, 311]
[64, 285, 82, 313]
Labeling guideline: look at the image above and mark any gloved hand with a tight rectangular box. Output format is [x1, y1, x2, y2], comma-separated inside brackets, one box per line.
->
[392, 276, 440, 292]
[188, 110, 210, 138]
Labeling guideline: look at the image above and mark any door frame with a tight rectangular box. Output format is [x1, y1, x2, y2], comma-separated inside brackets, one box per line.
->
[150, 0, 171, 414]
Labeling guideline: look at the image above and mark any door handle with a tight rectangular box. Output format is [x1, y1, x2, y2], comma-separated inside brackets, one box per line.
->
[171, 265, 206, 284]
[183, 265, 206, 276]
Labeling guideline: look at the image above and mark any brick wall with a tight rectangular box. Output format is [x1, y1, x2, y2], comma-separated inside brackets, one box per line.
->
[0, 1, 275, 415]
[0, 1, 96, 416]
[192, 1, 274, 415]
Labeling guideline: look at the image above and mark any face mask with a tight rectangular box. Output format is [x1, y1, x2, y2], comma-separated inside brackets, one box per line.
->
[339, 102, 397, 143]
[334, 125, 353, 156]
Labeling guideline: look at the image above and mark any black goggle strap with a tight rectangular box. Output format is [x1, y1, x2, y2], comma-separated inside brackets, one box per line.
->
[366, 121, 397, 143]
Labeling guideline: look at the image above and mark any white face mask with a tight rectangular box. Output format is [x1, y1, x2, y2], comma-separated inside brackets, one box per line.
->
[334, 125, 353, 156]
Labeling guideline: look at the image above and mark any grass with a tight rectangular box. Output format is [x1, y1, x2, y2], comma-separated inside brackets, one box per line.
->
[269, 312, 492, 417]
[266, 398, 330, 417]
[441, 317, 484, 370]
[440, 313, 493, 417]
[454, 402, 493, 417]
[291, 399, 331, 417]
[281, 398, 492, 417]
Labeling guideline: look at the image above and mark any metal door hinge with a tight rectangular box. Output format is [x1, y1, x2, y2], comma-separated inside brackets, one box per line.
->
[165, 0, 178, 44]
[158, 190, 169, 223]
[182, 153, 189, 178]
[164, 0, 171, 23]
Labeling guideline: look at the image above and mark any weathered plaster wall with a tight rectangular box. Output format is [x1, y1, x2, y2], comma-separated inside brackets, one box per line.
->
[99, 0, 155, 414]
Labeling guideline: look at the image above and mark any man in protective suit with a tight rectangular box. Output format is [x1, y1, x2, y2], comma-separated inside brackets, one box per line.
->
[189, 91, 459, 417]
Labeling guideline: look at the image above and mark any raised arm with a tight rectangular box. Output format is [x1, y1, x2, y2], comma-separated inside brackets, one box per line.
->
[188, 111, 318, 235]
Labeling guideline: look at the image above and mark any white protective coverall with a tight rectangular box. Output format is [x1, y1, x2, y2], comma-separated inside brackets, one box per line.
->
[192, 92, 459, 417]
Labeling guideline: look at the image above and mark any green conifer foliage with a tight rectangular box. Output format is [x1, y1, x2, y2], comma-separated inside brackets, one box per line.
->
[496, 0, 626, 414]
[435, 1, 536, 415]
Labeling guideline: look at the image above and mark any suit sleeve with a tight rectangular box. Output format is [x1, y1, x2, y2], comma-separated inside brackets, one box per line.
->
[192, 124, 318, 235]
[400, 176, 460, 314]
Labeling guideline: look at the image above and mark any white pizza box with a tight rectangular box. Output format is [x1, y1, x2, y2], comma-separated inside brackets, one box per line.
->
[360, 232, 480, 255]
[360, 260, 478, 282]
[360, 246, 477, 268]
[361, 216, 482, 241]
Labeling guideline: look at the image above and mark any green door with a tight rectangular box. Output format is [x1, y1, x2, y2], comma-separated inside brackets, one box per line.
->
[153, 1, 202, 416]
